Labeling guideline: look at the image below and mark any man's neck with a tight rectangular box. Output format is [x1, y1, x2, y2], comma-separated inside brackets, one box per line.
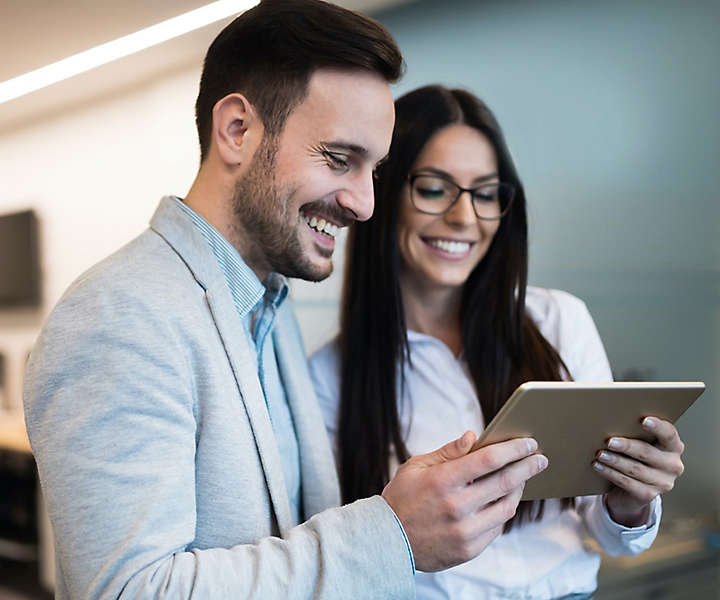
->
[184, 172, 271, 282]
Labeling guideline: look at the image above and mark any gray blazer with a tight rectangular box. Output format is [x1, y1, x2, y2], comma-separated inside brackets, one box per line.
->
[24, 197, 414, 599]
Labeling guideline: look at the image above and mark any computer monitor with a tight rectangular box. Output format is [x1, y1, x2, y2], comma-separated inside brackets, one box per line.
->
[0, 209, 41, 307]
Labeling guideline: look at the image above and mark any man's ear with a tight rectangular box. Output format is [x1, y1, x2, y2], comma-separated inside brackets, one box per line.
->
[211, 93, 264, 168]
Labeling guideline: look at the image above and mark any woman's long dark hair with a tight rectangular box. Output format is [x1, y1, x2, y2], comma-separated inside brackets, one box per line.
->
[338, 85, 572, 529]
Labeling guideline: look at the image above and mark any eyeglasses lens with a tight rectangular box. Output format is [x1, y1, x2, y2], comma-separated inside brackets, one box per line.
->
[410, 175, 513, 220]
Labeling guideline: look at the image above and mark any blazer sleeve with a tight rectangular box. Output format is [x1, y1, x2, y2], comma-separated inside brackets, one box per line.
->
[24, 283, 414, 600]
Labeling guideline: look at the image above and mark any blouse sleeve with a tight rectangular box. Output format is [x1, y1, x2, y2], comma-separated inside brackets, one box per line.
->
[530, 287, 613, 383]
[577, 495, 662, 556]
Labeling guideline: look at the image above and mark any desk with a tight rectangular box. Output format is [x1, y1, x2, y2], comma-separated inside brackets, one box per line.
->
[0, 410, 54, 592]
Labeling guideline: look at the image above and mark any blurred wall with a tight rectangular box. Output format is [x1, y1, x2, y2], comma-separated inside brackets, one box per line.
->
[373, 0, 720, 514]
[0, 68, 201, 414]
[0, 0, 717, 516]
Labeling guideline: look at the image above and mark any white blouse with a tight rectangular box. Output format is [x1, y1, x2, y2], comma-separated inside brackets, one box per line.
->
[309, 287, 660, 600]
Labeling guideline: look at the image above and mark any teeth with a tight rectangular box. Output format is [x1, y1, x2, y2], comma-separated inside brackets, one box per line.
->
[302, 212, 339, 239]
[430, 239, 470, 254]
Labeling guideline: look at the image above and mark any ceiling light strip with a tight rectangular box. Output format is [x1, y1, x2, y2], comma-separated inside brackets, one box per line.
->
[0, 0, 259, 105]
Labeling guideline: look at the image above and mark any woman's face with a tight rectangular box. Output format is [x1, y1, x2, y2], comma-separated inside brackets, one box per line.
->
[397, 123, 502, 292]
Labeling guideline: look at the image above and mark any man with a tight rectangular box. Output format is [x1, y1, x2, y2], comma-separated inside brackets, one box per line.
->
[24, 1, 546, 598]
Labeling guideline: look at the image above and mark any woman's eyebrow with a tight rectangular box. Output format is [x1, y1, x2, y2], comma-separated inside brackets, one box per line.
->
[413, 166, 499, 183]
[472, 172, 500, 184]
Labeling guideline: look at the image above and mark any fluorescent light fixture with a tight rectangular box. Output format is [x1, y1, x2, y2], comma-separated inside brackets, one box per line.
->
[0, 0, 259, 105]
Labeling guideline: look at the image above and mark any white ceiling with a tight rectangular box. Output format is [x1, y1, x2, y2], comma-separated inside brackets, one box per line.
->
[0, 0, 410, 132]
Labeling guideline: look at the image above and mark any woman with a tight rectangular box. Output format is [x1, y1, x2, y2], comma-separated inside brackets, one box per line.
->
[308, 85, 685, 599]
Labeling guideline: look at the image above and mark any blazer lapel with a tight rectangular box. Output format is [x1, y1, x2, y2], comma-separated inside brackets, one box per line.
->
[150, 197, 293, 535]
[273, 307, 341, 518]
[205, 284, 293, 535]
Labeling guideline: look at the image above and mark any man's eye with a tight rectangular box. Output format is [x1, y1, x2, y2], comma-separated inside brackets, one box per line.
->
[323, 151, 349, 171]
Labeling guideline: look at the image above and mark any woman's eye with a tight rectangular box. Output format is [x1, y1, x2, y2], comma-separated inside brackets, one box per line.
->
[472, 187, 499, 203]
[417, 187, 446, 199]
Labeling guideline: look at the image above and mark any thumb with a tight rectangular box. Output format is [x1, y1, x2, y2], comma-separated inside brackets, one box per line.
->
[414, 430, 477, 468]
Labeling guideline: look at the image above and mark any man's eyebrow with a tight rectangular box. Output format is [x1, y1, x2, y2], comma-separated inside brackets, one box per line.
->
[322, 140, 370, 158]
[414, 166, 499, 183]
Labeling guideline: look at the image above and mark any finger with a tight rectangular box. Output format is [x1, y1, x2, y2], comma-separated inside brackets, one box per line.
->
[451, 486, 523, 562]
[445, 437, 539, 485]
[641, 417, 685, 453]
[592, 461, 661, 504]
[465, 454, 548, 508]
[413, 431, 478, 468]
[471, 485, 524, 535]
[595, 450, 676, 492]
[450, 522, 505, 569]
[468, 525, 504, 557]
[450, 486, 526, 565]
[606, 437, 685, 477]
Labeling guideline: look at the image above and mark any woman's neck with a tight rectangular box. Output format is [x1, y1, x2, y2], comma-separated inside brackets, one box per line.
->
[401, 274, 464, 357]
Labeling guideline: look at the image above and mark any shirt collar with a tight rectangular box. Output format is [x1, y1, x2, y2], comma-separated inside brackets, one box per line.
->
[264, 272, 289, 309]
[407, 329, 464, 361]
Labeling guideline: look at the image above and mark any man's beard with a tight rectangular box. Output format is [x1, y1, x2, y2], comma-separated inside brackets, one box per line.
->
[231, 136, 333, 282]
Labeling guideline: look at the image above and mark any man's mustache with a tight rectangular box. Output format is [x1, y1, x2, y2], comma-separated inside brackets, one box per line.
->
[301, 199, 356, 228]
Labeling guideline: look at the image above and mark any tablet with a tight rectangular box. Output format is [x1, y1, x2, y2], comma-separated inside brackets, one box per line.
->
[469, 381, 705, 500]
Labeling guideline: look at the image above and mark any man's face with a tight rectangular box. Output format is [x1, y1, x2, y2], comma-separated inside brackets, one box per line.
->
[231, 69, 395, 281]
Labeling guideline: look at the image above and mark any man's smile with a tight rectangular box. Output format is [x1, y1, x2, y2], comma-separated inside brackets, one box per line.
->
[300, 208, 345, 240]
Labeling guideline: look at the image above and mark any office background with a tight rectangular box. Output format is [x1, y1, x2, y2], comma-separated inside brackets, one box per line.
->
[297, 0, 720, 515]
[0, 0, 718, 594]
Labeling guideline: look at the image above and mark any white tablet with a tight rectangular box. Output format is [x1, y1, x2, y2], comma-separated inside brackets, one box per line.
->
[469, 381, 705, 500]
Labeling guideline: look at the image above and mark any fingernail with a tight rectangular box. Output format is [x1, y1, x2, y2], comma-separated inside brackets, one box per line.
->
[526, 438, 538, 453]
[608, 438, 622, 450]
[642, 417, 656, 429]
[593, 461, 605, 471]
[460, 431, 472, 449]
[537, 455, 548, 470]
[599, 451, 612, 462]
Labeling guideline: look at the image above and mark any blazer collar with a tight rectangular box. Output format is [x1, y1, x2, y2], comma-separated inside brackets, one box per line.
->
[149, 196, 225, 292]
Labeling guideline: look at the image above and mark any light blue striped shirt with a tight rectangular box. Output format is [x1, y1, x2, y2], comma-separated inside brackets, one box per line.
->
[174, 197, 302, 525]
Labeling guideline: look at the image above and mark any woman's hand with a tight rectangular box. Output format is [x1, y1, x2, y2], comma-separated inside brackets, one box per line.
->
[592, 417, 685, 527]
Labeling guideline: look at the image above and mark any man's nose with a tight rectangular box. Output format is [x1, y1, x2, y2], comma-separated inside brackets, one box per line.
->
[336, 170, 375, 222]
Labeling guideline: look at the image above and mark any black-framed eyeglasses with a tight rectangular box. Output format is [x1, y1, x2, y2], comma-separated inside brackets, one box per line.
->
[407, 173, 515, 221]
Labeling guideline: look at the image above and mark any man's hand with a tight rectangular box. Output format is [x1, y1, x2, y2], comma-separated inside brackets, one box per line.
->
[381, 431, 548, 572]
[593, 416, 685, 527]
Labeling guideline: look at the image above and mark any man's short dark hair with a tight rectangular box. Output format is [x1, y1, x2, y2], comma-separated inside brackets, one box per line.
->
[195, 0, 404, 162]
